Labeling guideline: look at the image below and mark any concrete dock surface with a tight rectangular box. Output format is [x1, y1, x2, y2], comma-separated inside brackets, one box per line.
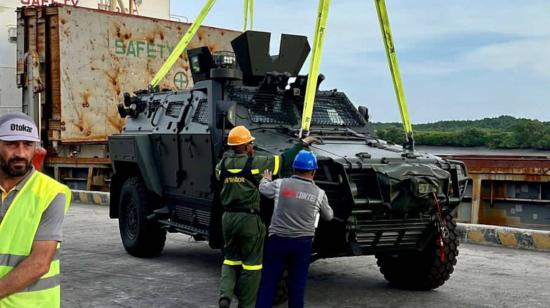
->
[61, 203, 550, 308]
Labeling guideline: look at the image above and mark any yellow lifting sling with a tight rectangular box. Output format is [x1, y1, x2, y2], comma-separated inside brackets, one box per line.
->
[150, 0, 217, 87]
[243, 0, 254, 31]
[374, 0, 415, 149]
[300, 0, 331, 137]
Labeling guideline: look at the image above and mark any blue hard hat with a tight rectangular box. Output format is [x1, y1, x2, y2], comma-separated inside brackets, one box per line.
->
[292, 150, 318, 171]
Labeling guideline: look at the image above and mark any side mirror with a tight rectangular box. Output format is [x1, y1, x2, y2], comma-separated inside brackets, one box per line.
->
[358, 106, 369, 123]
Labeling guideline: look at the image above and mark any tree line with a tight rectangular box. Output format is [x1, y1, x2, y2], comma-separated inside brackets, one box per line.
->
[372, 116, 550, 150]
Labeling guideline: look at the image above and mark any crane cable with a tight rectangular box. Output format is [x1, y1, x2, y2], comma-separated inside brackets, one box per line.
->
[300, 0, 331, 137]
[374, 0, 414, 147]
[243, 0, 254, 31]
[150, 0, 217, 87]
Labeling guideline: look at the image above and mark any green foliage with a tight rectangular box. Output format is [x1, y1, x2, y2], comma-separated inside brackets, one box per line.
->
[372, 116, 550, 149]
[376, 126, 403, 144]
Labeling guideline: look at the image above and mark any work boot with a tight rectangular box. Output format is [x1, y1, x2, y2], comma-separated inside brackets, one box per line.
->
[219, 297, 231, 308]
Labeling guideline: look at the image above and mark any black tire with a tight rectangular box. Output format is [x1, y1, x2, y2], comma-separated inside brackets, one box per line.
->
[118, 176, 166, 258]
[375, 214, 459, 290]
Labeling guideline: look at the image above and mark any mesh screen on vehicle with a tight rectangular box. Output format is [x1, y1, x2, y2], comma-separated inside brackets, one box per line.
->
[311, 92, 365, 127]
[192, 99, 209, 124]
[229, 88, 365, 127]
[230, 89, 297, 125]
[165, 102, 185, 118]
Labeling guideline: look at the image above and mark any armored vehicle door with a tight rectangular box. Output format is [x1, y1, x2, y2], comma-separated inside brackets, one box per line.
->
[146, 92, 214, 201]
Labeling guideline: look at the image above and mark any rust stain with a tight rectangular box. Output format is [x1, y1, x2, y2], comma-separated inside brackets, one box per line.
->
[145, 33, 155, 44]
[114, 24, 122, 38]
[146, 59, 155, 77]
[71, 115, 85, 133]
[80, 91, 91, 108]
[442, 155, 550, 175]
[106, 114, 125, 133]
[30, 5, 242, 143]
[113, 23, 133, 41]
[196, 28, 205, 41]
[478, 203, 521, 226]
[106, 67, 122, 96]
[209, 43, 221, 53]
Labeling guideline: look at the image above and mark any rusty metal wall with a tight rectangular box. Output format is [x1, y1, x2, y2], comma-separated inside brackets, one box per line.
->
[57, 6, 239, 143]
[19, 5, 240, 144]
[444, 155, 550, 230]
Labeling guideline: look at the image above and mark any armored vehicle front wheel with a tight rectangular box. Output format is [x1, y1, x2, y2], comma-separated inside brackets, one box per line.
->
[375, 214, 459, 290]
[119, 176, 166, 257]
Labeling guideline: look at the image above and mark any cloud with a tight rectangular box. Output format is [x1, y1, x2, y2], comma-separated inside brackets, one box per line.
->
[170, 1, 550, 122]
[462, 38, 550, 76]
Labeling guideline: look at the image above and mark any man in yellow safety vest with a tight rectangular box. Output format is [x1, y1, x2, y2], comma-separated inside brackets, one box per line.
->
[0, 112, 71, 308]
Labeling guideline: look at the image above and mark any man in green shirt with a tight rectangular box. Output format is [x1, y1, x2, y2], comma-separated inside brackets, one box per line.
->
[216, 126, 318, 308]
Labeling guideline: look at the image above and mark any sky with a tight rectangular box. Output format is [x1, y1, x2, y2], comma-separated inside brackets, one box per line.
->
[170, 1, 550, 123]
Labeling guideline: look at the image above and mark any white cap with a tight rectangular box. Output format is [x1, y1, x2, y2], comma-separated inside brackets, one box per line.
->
[0, 112, 40, 142]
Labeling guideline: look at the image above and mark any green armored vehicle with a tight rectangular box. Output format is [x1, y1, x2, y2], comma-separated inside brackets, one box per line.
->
[108, 31, 469, 290]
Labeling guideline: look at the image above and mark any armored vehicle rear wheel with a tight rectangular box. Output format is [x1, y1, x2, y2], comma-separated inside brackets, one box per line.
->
[375, 214, 459, 290]
[119, 176, 166, 258]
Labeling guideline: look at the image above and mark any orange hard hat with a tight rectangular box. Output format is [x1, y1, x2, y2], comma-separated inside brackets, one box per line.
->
[227, 126, 255, 146]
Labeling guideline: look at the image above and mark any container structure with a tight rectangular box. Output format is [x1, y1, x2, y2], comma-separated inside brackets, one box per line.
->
[16, 4, 239, 190]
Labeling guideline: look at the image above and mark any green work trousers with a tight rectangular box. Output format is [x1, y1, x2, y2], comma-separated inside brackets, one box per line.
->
[219, 212, 265, 308]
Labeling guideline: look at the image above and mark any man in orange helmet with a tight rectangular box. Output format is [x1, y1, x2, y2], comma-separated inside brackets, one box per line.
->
[216, 125, 319, 308]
